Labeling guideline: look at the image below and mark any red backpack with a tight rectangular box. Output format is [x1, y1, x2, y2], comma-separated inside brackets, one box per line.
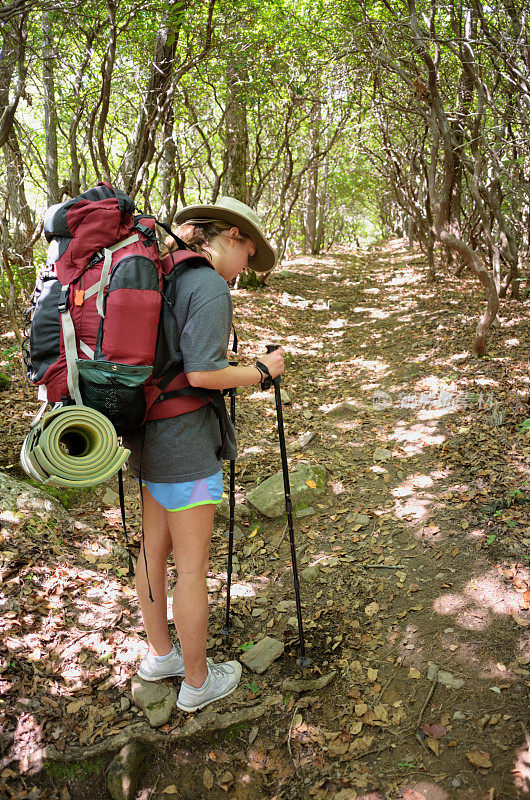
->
[24, 182, 212, 433]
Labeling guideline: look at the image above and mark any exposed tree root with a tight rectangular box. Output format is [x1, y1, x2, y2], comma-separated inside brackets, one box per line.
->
[28, 694, 282, 768]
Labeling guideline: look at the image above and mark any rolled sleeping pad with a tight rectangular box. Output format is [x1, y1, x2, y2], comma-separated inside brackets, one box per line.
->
[20, 405, 130, 487]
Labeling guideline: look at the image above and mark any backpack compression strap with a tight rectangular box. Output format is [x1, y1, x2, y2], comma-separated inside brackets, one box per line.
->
[58, 234, 140, 405]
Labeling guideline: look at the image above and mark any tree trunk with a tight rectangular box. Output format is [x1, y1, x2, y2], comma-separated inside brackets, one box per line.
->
[314, 151, 328, 254]
[408, 0, 498, 356]
[0, 14, 27, 149]
[1, 128, 35, 299]
[3, 130, 33, 245]
[42, 8, 60, 204]
[158, 107, 178, 224]
[117, 0, 214, 200]
[118, 7, 184, 197]
[222, 65, 248, 203]
[305, 102, 320, 254]
[425, 229, 436, 282]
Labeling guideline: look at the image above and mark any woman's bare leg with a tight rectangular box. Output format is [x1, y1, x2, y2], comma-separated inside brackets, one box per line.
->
[135, 487, 173, 656]
[167, 504, 215, 688]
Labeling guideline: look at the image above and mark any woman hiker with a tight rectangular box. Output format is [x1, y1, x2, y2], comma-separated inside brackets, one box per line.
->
[124, 197, 284, 712]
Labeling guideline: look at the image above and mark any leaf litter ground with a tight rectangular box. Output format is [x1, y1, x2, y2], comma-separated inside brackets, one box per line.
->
[1, 239, 530, 800]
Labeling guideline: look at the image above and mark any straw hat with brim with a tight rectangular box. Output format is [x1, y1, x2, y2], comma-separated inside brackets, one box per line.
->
[173, 196, 277, 273]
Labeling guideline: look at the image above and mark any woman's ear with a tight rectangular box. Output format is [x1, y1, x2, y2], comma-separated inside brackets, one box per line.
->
[227, 226, 240, 240]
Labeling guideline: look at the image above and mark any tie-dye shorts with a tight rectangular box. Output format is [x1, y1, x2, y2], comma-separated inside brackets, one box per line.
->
[141, 469, 223, 512]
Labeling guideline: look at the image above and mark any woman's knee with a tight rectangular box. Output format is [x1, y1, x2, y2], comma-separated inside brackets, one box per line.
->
[176, 558, 209, 580]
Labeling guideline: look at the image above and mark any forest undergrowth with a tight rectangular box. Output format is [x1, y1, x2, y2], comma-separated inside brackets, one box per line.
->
[1, 239, 530, 800]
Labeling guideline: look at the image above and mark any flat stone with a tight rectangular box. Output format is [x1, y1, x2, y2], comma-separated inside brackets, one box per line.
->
[427, 662, 465, 689]
[240, 637, 284, 674]
[287, 431, 315, 453]
[131, 676, 178, 727]
[247, 463, 327, 519]
[373, 448, 391, 462]
[102, 487, 119, 505]
[453, 711, 466, 720]
[277, 600, 296, 611]
[324, 402, 358, 420]
[282, 672, 336, 693]
[295, 506, 314, 518]
[302, 564, 320, 583]
[107, 741, 146, 800]
[266, 389, 291, 405]
[240, 445, 264, 458]
[437, 670, 465, 689]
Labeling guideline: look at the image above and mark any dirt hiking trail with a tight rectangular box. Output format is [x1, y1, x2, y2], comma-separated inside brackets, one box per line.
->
[1, 239, 529, 800]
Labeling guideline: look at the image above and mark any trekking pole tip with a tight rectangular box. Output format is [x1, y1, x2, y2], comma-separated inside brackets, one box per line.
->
[296, 655, 313, 668]
[221, 626, 232, 639]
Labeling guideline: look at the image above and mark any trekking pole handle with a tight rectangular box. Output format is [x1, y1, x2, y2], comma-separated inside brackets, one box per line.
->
[264, 344, 282, 387]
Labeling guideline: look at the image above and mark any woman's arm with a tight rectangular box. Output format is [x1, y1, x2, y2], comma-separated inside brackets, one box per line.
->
[187, 365, 262, 391]
[187, 348, 285, 391]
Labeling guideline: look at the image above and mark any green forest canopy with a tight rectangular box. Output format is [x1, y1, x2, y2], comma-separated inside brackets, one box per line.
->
[1, 0, 529, 355]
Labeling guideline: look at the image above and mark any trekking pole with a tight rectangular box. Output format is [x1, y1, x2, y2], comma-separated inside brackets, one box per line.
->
[266, 345, 311, 667]
[221, 361, 238, 639]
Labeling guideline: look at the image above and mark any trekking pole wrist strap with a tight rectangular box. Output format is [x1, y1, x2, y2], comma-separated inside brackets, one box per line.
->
[255, 361, 273, 390]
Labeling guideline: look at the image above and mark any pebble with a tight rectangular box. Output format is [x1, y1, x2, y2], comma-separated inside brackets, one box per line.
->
[221, 525, 245, 543]
[453, 711, 466, 720]
[302, 564, 320, 583]
[295, 507, 314, 518]
[102, 487, 119, 505]
[277, 600, 296, 611]
[352, 513, 370, 526]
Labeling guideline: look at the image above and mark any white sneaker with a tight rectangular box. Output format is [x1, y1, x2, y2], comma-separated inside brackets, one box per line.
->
[137, 643, 185, 681]
[177, 660, 242, 712]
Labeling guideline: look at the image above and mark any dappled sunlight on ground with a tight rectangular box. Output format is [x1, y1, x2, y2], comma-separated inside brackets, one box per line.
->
[391, 424, 446, 453]
[463, 569, 523, 615]
[216, 580, 258, 599]
[433, 569, 525, 627]
[513, 735, 530, 795]
[3, 239, 529, 798]
[392, 496, 433, 522]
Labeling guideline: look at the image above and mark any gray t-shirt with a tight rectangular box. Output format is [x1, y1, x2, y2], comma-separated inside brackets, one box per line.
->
[124, 264, 237, 482]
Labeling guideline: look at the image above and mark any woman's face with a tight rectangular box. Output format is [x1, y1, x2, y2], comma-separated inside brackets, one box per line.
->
[208, 227, 257, 282]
